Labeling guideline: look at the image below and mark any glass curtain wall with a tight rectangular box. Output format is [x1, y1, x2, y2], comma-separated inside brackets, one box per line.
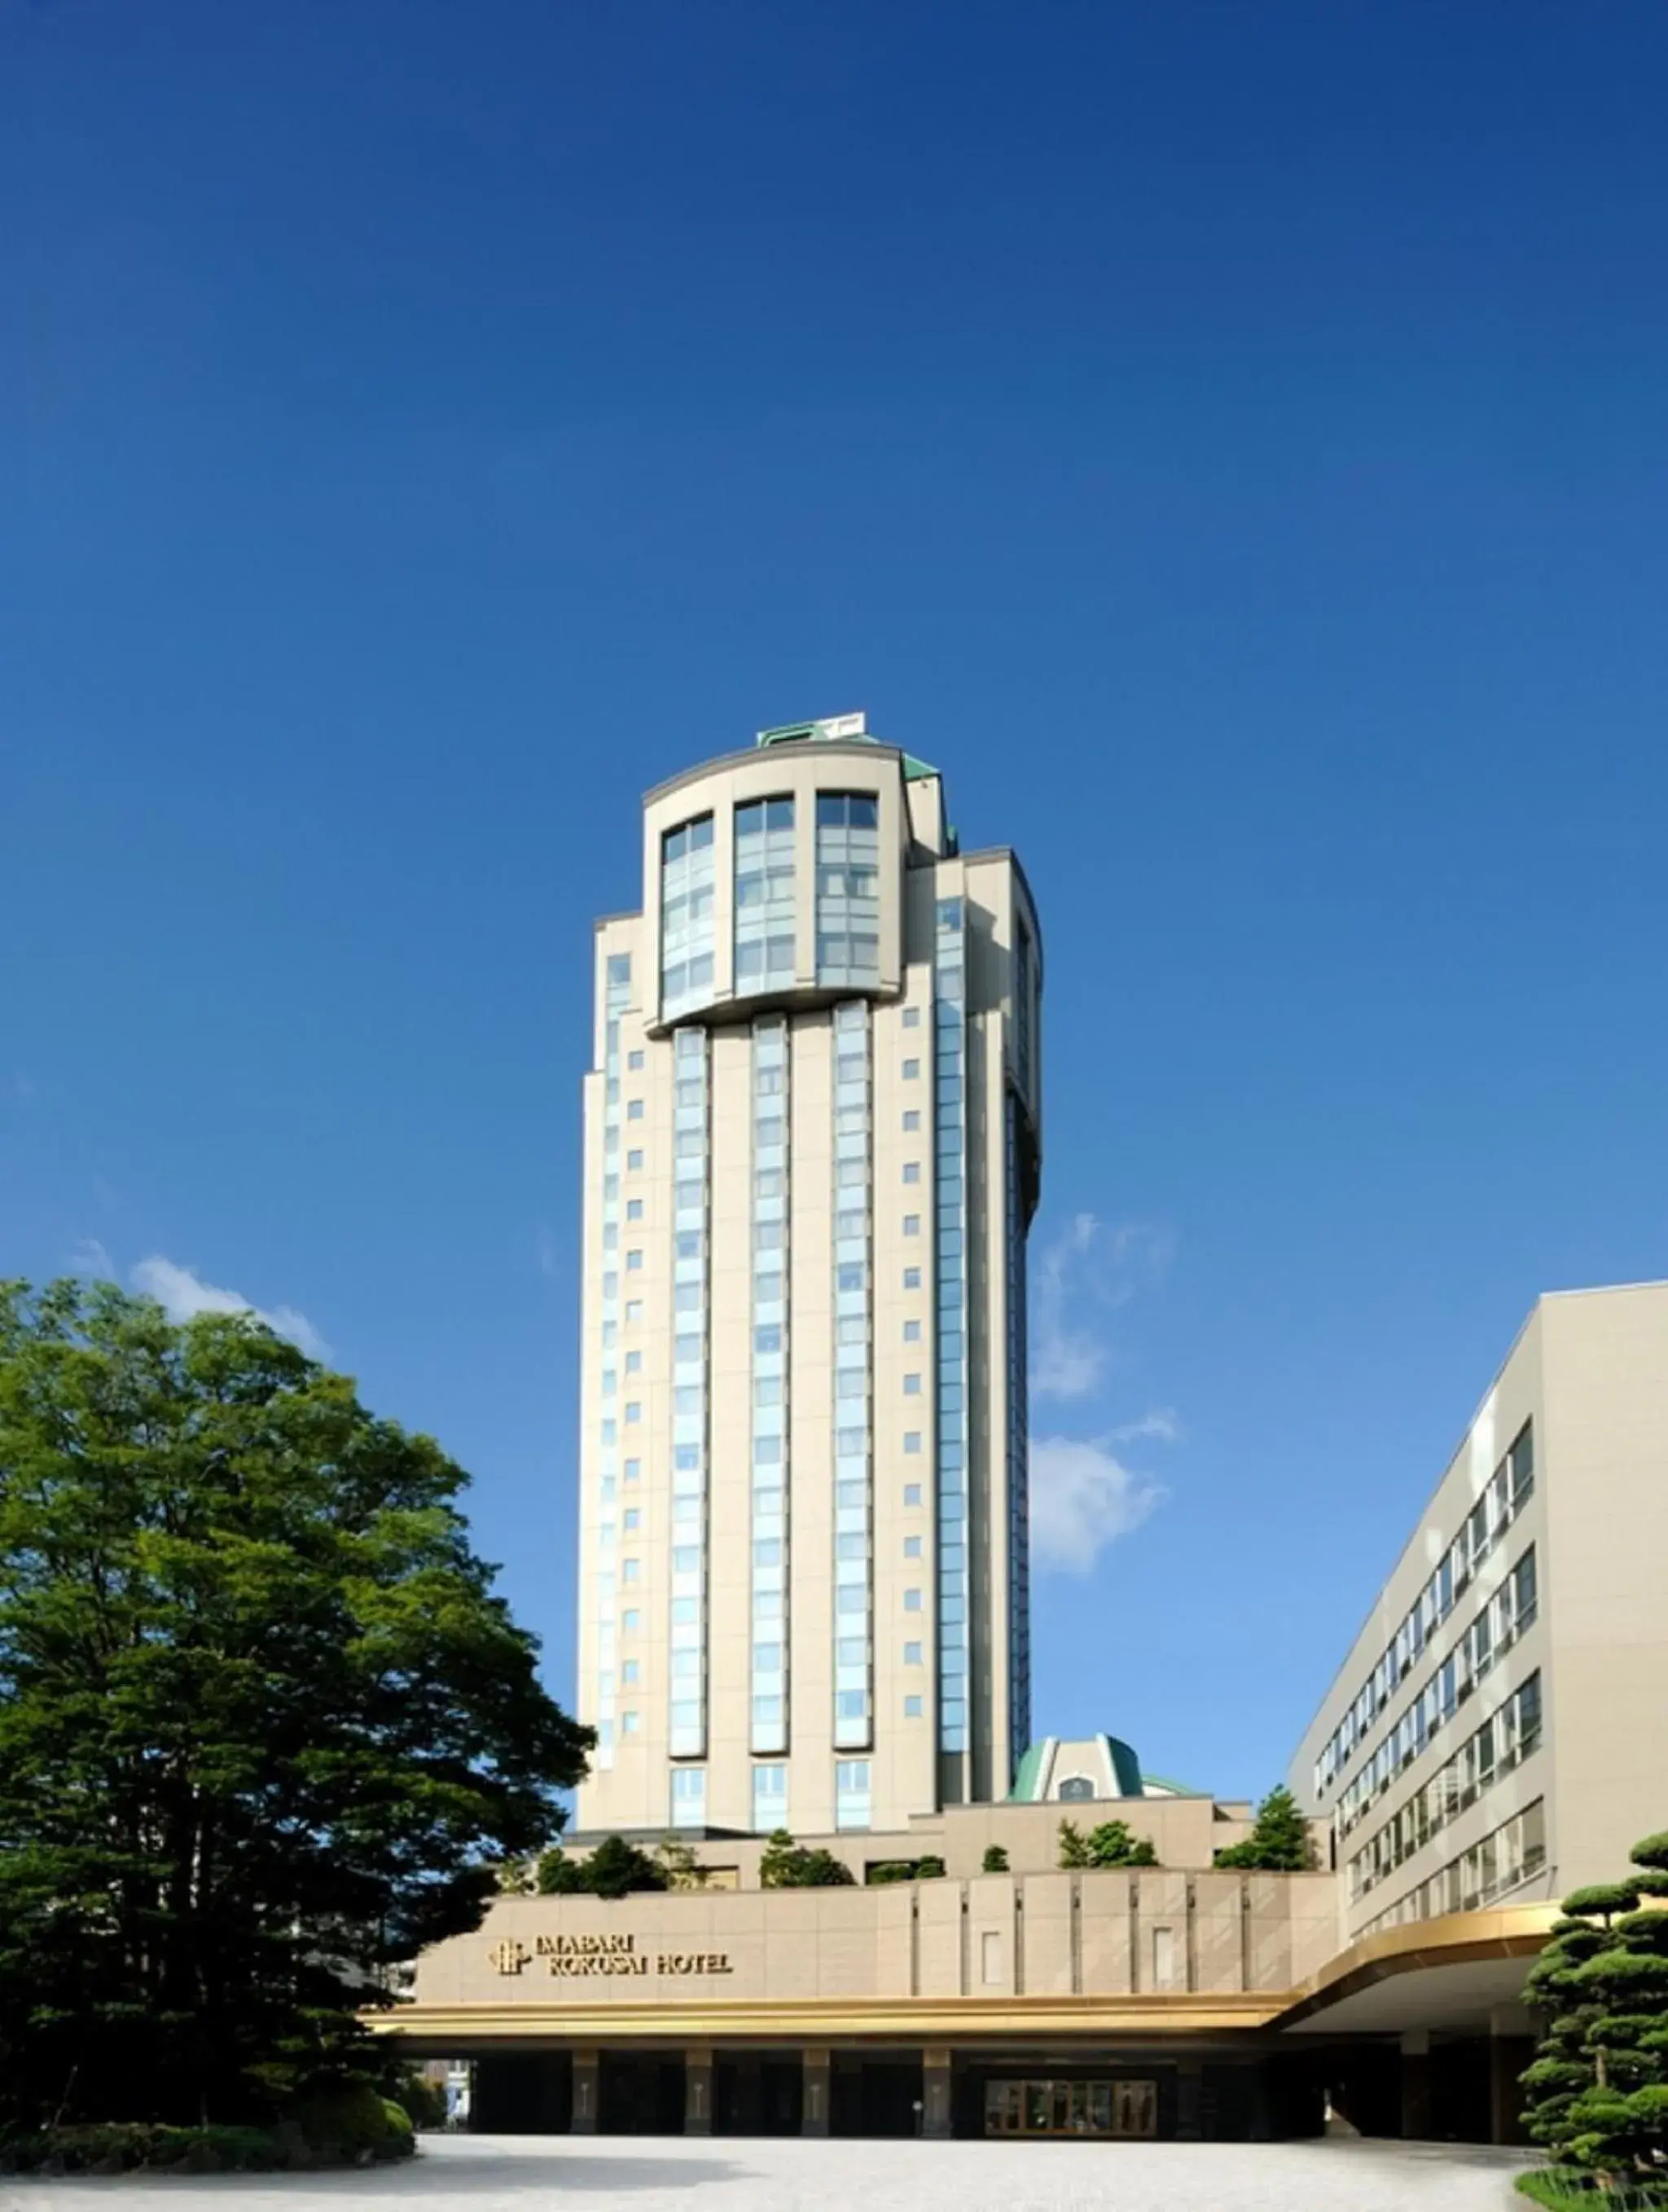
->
[735, 797, 796, 985]
[668, 1025, 710, 1760]
[832, 999, 873, 1754]
[594, 953, 632, 1771]
[933, 900, 969, 1756]
[661, 814, 715, 1020]
[750, 1016, 790, 1755]
[815, 794, 880, 987]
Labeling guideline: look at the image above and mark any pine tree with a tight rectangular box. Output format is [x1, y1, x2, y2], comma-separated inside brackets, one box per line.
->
[1214, 1787, 1315, 1871]
[1520, 1833, 1668, 2183]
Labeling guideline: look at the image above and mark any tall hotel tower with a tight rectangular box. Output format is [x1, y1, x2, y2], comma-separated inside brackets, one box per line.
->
[575, 716, 1042, 1839]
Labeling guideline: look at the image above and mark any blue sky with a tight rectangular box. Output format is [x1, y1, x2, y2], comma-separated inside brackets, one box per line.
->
[6, 1, 1666, 1802]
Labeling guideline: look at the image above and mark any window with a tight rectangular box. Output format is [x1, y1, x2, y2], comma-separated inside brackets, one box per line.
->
[835, 1758, 872, 1831]
[902, 1006, 920, 1028]
[622, 1559, 640, 1583]
[904, 1589, 922, 1612]
[903, 1319, 921, 1342]
[670, 1766, 707, 1830]
[902, 1215, 920, 1236]
[903, 1483, 922, 1507]
[627, 1148, 643, 1170]
[623, 1509, 640, 1531]
[904, 1432, 921, 1454]
[621, 1659, 639, 1685]
[904, 1695, 924, 1718]
[661, 814, 717, 1016]
[622, 1609, 640, 1632]
[621, 1710, 640, 1734]
[904, 1640, 923, 1664]
[815, 797, 880, 985]
[625, 1402, 642, 1424]
[902, 1059, 920, 1080]
[902, 1109, 920, 1131]
[904, 1536, 922, 1557]
[626, 1299, 643, 1322]
[625, 1350, 642, 1372]
[735, 797, 796, 986]
[627, 1049, 643, 1069]
[902, 1161, 920, 1184]
[626, 1199, 643, 1221]
[752, 1763, 788, 1833]
[624, 1458, 640, 1482]
[627, 1099, 644, 1120]
[904, 1374, 922, 1395]
[903, 1266, 921, 1289]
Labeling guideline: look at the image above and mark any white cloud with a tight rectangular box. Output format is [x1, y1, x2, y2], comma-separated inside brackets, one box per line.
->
[1029, 1433, 1167, 1573]
[1031, 1210, 1174, 1402]
[130, 1256, 329, 1360]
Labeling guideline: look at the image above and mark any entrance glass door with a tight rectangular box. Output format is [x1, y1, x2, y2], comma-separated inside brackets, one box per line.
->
[983, 2077, 1157, 2139]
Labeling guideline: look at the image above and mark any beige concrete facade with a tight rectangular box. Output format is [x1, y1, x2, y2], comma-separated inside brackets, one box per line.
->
[577, 717, 1042, 1840]
[1288, 1281, 1668, 1943]
[413, 1861, 1342, 2015]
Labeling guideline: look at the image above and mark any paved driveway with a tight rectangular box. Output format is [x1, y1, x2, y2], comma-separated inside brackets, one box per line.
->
[5, 2131, 1534, 2210]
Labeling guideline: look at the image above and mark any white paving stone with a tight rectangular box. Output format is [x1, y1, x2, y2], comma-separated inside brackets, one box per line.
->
[6, 2130, 1534, 2212]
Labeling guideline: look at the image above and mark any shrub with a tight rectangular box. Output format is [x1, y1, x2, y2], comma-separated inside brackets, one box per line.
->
[537, 1833, 669, 1898]
[759, 1829, 854, 1889]
[295, 2083, 397, 2161]
[391, 2073, 449, 2130]
[915, 1855, 946, 1880]
[982, 1845, 1010, 1873]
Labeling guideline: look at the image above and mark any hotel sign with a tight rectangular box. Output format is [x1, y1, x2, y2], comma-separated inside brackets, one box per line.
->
[489, 1933, 732, 1979]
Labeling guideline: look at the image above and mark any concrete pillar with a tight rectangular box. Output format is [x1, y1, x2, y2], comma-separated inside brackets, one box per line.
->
[571, 2048, 599, 2135]
[1399, 2029, 1431, 2140]
[684, 2049, 713, 2136]
[924, 2047, 953, 2140]
[801, 2047, 831, 2138]
[1175, 2057, 1203, 2141]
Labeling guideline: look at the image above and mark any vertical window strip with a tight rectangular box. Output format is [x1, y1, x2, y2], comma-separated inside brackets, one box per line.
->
[668, 1024, 710, 1760]
[934, 900, 969, 1755]
[661, 814, 716, 1020]
[595, 955, 632, 1770]
[815, 792, 881, 987]
[832, 998, 873, 1750]
[750, 1016, 790, 1754]
[735, 797, 796, 987]
[1005, 1091, 1032, 1777]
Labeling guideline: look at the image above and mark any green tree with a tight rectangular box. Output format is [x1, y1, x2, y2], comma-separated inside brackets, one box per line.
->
[1058, 1816, 1158, 1869]
[535, 1835, 669, 1898]
[981, 1845, 1010, 1873]
[1214, 1787, 1315, 1872]
[1521, 1833, 1668, 2183]
[0, 1279, 591, 2135]
[1058, 1818, 1091, 1867]
[757, 1828, 854, 1888]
